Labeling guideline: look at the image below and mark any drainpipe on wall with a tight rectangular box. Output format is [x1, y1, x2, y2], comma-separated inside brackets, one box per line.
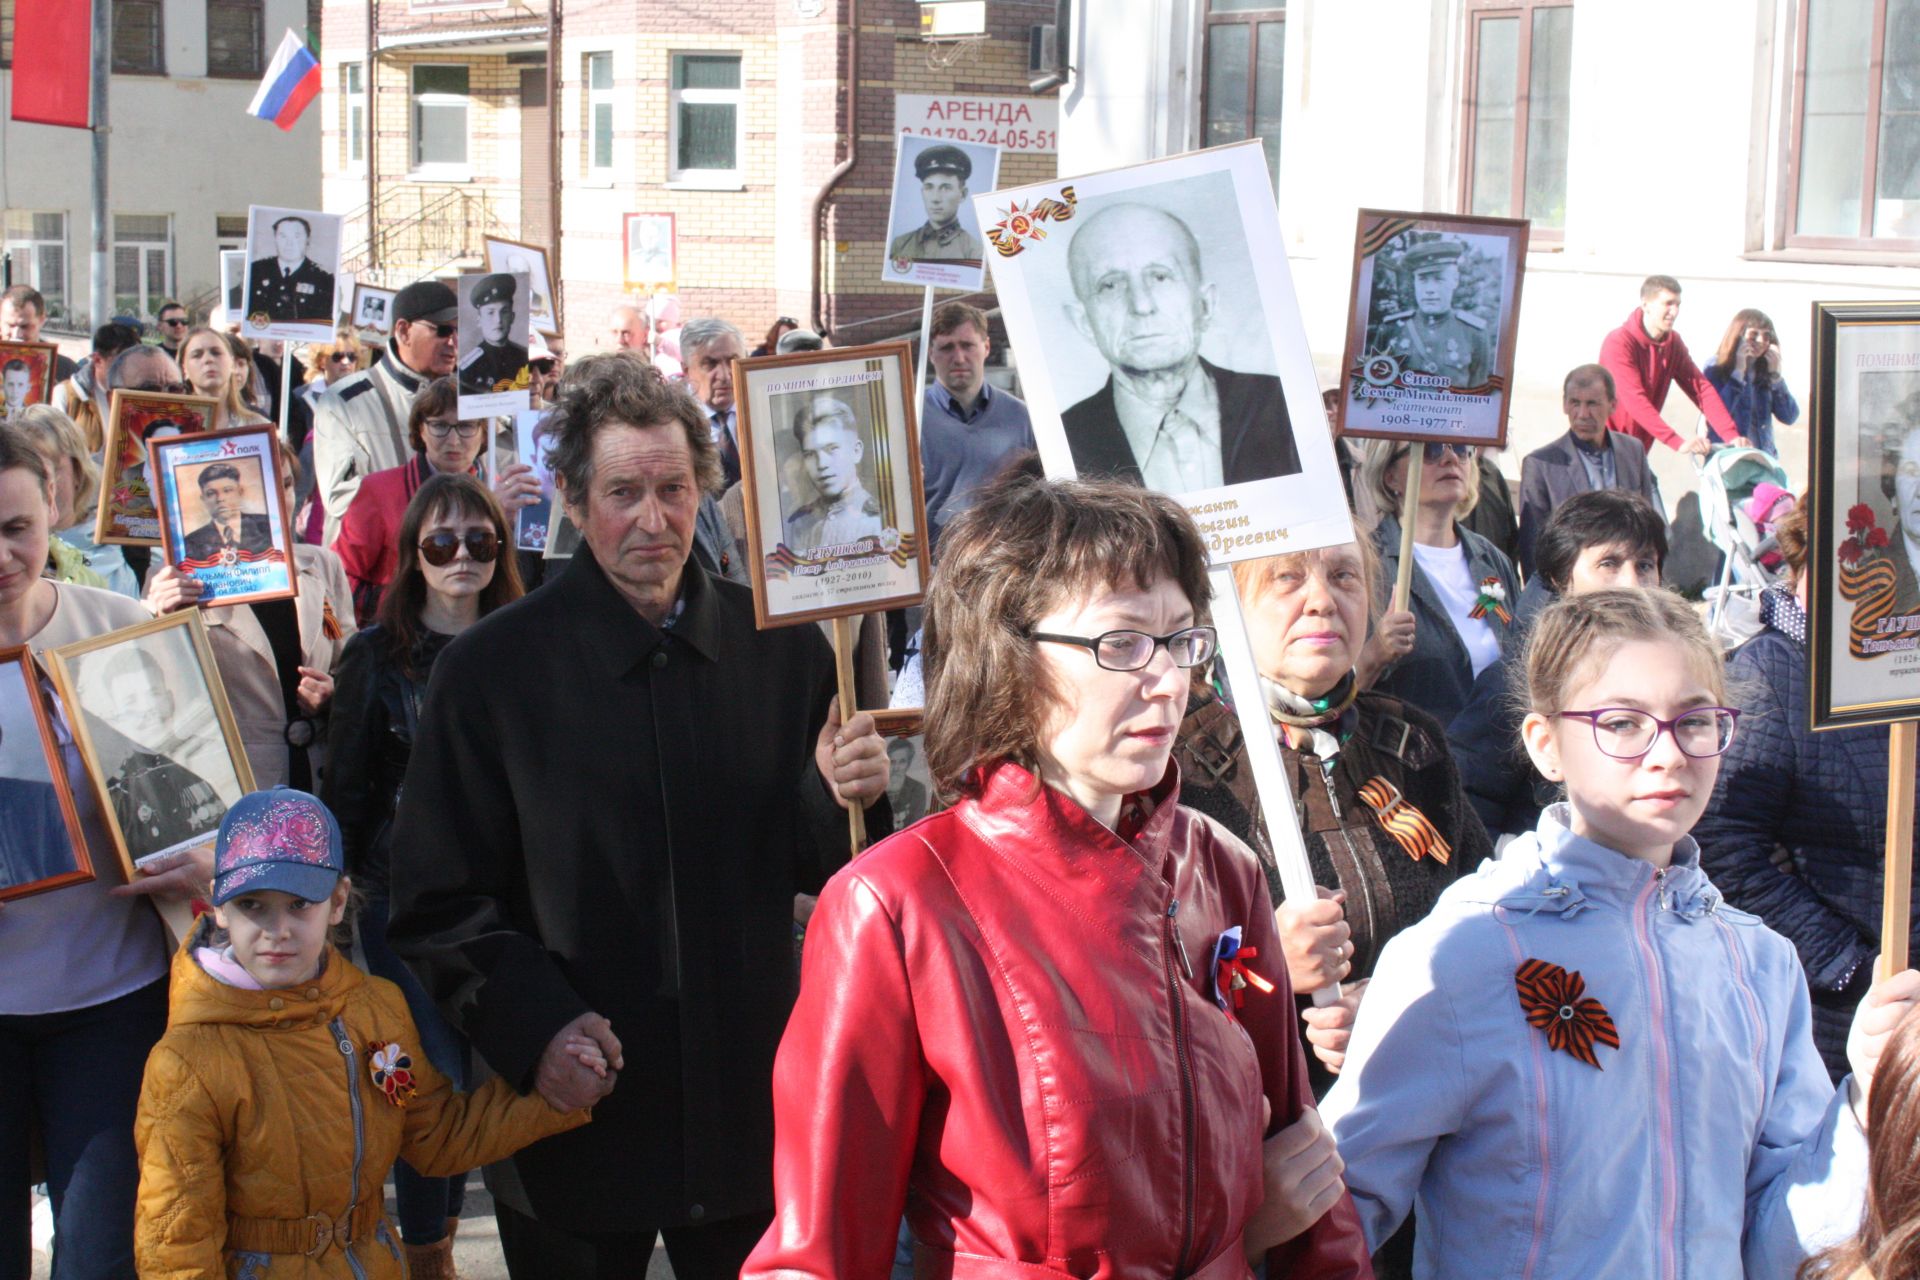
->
[808, 0, 858, 336]
[366, 0, 378, 274]
[549, 0, 563, 325]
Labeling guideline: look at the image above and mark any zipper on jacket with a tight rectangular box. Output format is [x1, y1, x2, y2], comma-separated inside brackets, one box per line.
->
[1318, 762, 1380, 959]
[1631, 871, 1679, 1280]
[331, 1016, 371, 1280]
[1164, 896, 1197, 1276]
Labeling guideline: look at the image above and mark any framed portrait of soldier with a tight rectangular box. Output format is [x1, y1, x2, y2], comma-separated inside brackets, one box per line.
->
[623, 213, 675, 290]
[882, 134, 999, 291]
[241, 204, 343, 342]
[1337, 210, 1529, 448]
[151, 426, 297, 607]
[95, 390, 220, 546]
[0, 340, 58, 423]
[1807, 301, 1920, 729]
[734, 341, 931, 628]
[484, 237, 558, 335]
[455, 269, 532, 418]
[978, 140, 1351, 563]
[220, 250, 247, 319]
[0, 646, 92, 903]
[44, 611, 254, 878]
[352, 283, 396, 337]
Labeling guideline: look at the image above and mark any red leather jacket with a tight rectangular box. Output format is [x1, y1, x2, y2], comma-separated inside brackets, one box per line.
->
[744, 761, 1372, 1280]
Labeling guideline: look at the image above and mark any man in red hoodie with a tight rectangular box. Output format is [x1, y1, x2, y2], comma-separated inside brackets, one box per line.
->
[1599, 274, 1750, 458]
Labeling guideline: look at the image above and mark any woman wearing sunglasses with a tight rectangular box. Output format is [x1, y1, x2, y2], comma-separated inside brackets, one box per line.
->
[1358, 437, 1519, 727]
[324, 471, 523, 1278]
[744, 472, 1370, 1280]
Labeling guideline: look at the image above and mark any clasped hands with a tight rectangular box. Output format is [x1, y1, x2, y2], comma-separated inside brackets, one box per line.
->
[536, 1011, 624, 1111]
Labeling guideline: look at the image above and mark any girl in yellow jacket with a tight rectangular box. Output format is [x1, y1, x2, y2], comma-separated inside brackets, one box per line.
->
[133, 788, 609, 1278]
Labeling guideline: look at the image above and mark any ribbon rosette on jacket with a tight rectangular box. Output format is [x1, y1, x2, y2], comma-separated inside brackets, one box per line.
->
[367, 1040, 417, 1107]
[1467, 577, 1512, 625]
[1209, 926, 1276, 1021]
[1514, 959, 1620, 1068]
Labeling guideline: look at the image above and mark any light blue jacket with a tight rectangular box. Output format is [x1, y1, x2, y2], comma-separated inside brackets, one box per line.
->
[1322, 806, 1865, 1279]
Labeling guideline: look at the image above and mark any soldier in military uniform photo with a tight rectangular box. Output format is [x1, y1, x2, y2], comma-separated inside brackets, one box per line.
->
[246, 214, 337, 326]
[94, 646, 229, 860]
[1, 359, 29, 421]
[1372, 237, 1493, 390]
[783, 395, 884, 553]
[889, 144, 982, 267]
[459, 272, 530, 396]
[180, 461, 273, 564]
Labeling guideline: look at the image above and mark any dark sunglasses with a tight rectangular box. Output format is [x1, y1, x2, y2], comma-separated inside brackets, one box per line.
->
[402, 320, 457, 339]
[159, 316, 188, 327]
[417, 529, 500, 566]
[530, 358, 556, 373]
[1403, 441, 1477, 463]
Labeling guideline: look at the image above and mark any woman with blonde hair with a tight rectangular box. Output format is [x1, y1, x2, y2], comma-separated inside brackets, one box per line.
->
[9, 402, 137, 595]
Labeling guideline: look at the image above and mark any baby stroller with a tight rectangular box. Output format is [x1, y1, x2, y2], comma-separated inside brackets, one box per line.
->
[1697, 445, 1793, 647]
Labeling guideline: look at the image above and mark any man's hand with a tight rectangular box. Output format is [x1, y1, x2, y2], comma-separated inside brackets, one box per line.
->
[491, 460, 543, 513]
[1274, 888, 1351, 993]
[536, 1012, 624, 1111]
[144, 564, 206, 615]
[1680, 436, 1713, 459]
[814, 703, 889, 811]
[295, 665, 333, 716]
[110, 845, 214, 903]
[1242, 1106, 1347, 1259]
[1300, 978, 1369, 1074]
[1848, 966, 1920, 1115]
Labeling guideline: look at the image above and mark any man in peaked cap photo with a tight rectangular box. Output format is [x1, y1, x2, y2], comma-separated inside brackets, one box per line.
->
[246, 214, 336, 326]
[460, 273, 531, 396]
[889, 144, 983, 266]
[1373, 236, 1492, 390]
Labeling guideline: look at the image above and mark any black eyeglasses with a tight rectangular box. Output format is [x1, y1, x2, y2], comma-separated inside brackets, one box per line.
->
[423, 420, 484, 439]
[1031, 625, 1218, 672]
[127, 379, 191, 394]
[417, 530, 500, 566]
[1555, 707, 1741, 760]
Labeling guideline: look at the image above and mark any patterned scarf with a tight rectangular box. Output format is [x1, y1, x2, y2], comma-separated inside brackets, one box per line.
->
[1262, 671, 1359, 760]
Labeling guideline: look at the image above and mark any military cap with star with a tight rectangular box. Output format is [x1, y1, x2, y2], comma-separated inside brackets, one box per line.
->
[469, 273, 519, 308]
[915, 145, 972, 182]
[1401, 238, 1466, 274]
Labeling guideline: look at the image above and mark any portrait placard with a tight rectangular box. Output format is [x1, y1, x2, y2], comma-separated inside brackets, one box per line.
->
[978, 142, 1351, 562]
[623, 213, 675, 290]
[1809, 301, 1920, 729]
[351, 283, 396, 336]
[95, 390, 221, 546]
[0, 340, 59, 423]
[881, 730, 934, 827]
[1337, 210, 1528, 447]
[45, 611, 254, 878]
[0, 646, 92, 903]
[735, 341, 931, 628]
[220, 250, 247, 318]
[513, 407, 557, 552]
[484, 238, 558, 335]
[882, 134, 1000, 291]
[456, 269, 532, 418]
[151, 426, 297, 607]
[241, 205, 343, 342]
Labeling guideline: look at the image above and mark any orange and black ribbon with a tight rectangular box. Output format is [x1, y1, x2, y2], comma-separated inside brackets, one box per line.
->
[1467, 576, 1512, 626]
[1356, 777, 1451, 865]
[321, 600, 342, 642]
[1515, 959, 1620, 1069]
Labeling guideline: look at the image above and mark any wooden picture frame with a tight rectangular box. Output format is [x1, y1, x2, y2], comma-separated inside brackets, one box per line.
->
[350, 282, 396, 336]
[1336, 209, 1530, 448]
[1807, 299, 1920, 730]
[44, 610, 255, 880]
[151, 425, 298, 607]
[95, 389, 221, 546]
[484, 236, 558, 335]
[734, 341, 931, 629]
[0, 340, 60, 421]
[0, 646, 93, 903]
[623, 212, 676, 290]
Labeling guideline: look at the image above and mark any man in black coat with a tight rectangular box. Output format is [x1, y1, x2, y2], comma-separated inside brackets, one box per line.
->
[1060, 202, 1299, 491]
[388, 353, 891, 1280]
[180, 462, 273, 563]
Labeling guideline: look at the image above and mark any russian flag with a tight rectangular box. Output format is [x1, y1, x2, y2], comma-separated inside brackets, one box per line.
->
[248, 30, 321, 131]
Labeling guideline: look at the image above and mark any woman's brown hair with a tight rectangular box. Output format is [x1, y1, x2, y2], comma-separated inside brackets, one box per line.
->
[1707, 308, 1779, 382]
[922, 471, 1211, 801]
[375, 472, 523, 675]
[405, 376, 464, 454]
[180, 325, 267, 426]
[1801, 1006, 1920, 1280]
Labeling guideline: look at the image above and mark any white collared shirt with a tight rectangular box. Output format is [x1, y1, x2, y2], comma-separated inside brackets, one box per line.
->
[1110, 365, 1223, 493]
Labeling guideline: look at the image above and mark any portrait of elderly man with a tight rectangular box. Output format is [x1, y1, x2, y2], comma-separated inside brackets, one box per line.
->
[180, 462, 273, 563]
[1373, 237, 1492, 389]
[1883, 401, 1920, 616]
[784, 396, 884, 553]
[889, 144, 982, 266]
[387, 352, 891, 1280]
[1058, 202, 1300, 492]
[246, 214, 335, 325]
[460, 273, 530, 396]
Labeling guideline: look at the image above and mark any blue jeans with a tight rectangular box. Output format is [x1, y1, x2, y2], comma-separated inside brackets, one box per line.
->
[359, 893, 469, 1245]
[0, 977, 167, 1280]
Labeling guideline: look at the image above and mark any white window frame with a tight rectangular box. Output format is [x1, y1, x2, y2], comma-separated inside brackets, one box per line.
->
[410, 62, 471, 178]
[343, 61, 367, 170]
[112, 213, 174, 325]
[2, 212, 69, 324]
[667, 51, 745, 190]
[586, 51, 616, 181]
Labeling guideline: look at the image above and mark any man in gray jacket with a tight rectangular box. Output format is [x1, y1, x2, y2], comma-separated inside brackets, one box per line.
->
[1516, 363, 1663, 577]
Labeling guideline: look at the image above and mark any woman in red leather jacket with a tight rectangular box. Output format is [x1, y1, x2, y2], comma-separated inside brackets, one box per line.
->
[744, 474, 1372, 1280]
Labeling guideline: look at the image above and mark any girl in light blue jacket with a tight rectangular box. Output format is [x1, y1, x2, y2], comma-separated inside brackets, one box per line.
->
[1322, 588, 1920, 1279]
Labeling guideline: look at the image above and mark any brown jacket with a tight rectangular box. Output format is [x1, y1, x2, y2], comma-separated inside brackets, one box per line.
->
[134, 920, 589, 1278]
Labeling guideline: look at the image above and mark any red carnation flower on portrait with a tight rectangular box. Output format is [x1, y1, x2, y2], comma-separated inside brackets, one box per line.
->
[1839, 540, 1863, 566]
[1849, 503, 1877, 534]
[1870, 527, 1891, 549]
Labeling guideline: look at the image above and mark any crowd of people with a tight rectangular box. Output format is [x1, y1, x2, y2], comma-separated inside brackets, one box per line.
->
[0, 262, 1913, 1280]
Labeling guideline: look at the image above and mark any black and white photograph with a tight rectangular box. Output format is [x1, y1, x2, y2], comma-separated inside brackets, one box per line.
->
[45, 611, 253, 877]
[0, 646, 91, 903]
[485, 237, 558, 335]
[514, 407, 557, 552]
[736, 342, 931, 628]
[456, 269, 532, 418]
[221, 249, 247, 318]
[351, 282, 396, 335]
[241, 204, 343, 342]
[979, 142, 1351, 563]
[883, 732, 933, 827]
[1809, 302, 1920, 728]
[624, 212, 675, 289]
[882, 133, 1000, 291]
[152, 426, 297, 607]
[1338, 210, 1528, 448]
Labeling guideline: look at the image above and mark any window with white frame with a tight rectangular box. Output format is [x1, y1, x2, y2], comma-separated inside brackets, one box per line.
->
[1789, 0, 1920, 250]
[343, 62, 367, 168]
[411, 63, 470, 173]
[669, 53, 743, 184]
[2, 212, 68, 322]
[587, 52, 615, 176]
[112, 214, 172, 323]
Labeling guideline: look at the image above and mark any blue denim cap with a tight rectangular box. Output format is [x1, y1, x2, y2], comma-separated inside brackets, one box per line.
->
[210, 787, 345, 907]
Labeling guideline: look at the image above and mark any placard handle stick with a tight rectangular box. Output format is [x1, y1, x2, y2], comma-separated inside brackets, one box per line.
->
[1210, 566, 1342, 1007]
[832, 613, 868, 854]
[1391, 448, 1424, 613]
[277, 350, 294, 446]
[914, 285, 935, 408]
[1880, 719, 1917, 981]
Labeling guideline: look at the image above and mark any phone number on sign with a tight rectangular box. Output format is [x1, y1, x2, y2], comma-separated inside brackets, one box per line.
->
[906, 126, 1058, 151]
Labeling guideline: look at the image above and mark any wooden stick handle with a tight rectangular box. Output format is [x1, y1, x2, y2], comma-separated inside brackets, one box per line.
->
[1390, 448, 1423, 614]
[832, 614, 867, 853]
[1881, 720, 1916, 981]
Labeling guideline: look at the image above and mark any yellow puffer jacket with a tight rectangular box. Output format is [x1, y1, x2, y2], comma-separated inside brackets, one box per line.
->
[134, 920, 591, 1279]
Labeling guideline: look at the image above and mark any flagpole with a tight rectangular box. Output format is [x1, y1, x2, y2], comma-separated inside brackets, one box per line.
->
[89, 0, 110, 328]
